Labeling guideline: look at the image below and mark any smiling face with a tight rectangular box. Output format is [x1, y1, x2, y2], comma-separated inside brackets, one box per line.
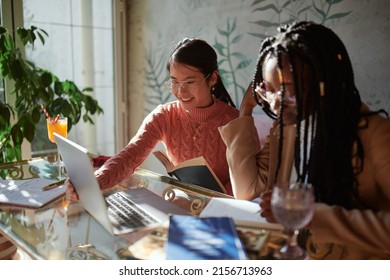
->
[169, 61, 216, 110]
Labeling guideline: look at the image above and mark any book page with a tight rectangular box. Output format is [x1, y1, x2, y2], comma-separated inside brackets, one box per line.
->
[199, 197, 283, 231]
[153, 150, 226, 194]
[0, 178, 66, 208]
[152, 150, 174, 172]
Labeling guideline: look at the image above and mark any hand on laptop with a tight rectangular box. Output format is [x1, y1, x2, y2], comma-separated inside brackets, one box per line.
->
[65, 178, 79, 201]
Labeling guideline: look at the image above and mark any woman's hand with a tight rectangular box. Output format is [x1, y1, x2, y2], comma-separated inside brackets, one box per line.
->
[259, 190, 278, 223]
[239, 82, 257, 117]
[65, 178, 79, 201]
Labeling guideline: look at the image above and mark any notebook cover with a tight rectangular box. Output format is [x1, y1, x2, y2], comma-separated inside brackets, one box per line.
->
[166, 215, 247, 260]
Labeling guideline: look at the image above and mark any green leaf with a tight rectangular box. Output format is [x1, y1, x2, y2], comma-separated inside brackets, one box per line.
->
[16, 28, 29, 45]
[60, 100, 73, 116]
[213, 41, 226, 56]
[52, 98, 66, 114]
[40, 72, 52, 87]
[217, 28, 229, 37]
[54, 81, 63, 94]
[37, 32, 45, 45]
[83, 114, 94, 124]
[85, 95, 97, 114]
[23, 117, 35, 142]
[252, 4, 280, 14]
[313, 3, 326, 19]
[32, 107, 41, 123]
[231, 34, 243, 44]
[10, 60, 23, 79]
[250, 20, 281, 28]
[236, 59, 252, 70]
[327, 11, 352, 20]
[15, 95, 24, 111]
[0, 24, 101, 163]
[14, 145, 22, 161]
[82, 87, 93, 92]
[5, 144, 16, 162]
[228, 18, 237, 34]
[0, 104, 11, 126]
[231, 52, 247, 61]
[11, 124, 24, 145]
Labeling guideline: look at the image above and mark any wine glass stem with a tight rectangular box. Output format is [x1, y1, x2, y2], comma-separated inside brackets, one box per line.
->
[288, 229, 299, 247]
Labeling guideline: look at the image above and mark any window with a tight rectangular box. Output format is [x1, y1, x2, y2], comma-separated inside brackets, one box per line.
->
[22, 0, 116, 157]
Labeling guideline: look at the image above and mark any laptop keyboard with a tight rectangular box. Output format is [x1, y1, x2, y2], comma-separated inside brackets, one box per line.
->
[105, 192, 158, 230]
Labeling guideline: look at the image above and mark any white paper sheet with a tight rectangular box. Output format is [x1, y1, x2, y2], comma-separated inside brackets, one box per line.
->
[199, 197, 283, 231]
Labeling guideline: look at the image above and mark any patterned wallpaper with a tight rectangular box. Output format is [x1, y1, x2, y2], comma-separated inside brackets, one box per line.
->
[126, 0, 390, 170]
[129, 0, 390, 115]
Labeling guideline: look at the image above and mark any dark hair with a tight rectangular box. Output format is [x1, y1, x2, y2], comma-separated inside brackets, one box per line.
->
[167, 38, 236, 107]
[253, 21, 387, 209]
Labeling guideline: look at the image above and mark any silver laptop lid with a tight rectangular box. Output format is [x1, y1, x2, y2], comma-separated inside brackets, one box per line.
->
[54, 133, 189, 235]
[54, 133, 115, 234]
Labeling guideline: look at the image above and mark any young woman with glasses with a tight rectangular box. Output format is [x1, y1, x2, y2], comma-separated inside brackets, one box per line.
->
[67, 38, 242, 199]
[219, 21, 390, 259]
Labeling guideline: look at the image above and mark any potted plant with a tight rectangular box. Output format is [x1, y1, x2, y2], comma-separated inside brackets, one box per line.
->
[0, 25, 103, 163]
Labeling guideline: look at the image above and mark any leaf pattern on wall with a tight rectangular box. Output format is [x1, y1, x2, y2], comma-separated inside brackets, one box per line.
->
[144, 36, 170, 113]
[214, 18, 252, 106]
[249, 0, 352, 40]
[142, 0, 388, 114]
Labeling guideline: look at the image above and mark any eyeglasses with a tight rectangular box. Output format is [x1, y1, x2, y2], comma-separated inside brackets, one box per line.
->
[254, 81, 296, 107]
[164, 74, 210, 95]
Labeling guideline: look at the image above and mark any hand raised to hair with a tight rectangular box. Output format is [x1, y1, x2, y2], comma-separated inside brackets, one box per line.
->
[239, 82, 258, 117]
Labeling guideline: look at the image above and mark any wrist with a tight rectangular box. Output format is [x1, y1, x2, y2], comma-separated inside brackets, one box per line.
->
[239, 105, 254, 117]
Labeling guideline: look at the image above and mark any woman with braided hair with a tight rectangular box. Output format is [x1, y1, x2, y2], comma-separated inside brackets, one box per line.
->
[66, 38, 240, 198]
[219, 21, 390, 259]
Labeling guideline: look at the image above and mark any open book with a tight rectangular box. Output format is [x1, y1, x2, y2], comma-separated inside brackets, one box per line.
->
[153, 150, 227, 194]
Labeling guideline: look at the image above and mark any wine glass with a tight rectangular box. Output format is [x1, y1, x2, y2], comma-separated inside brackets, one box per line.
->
[271, 182, 314, 260]
[46, 116, 68, 178]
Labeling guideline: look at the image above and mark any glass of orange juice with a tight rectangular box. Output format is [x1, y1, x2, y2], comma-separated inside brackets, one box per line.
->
[47, 117, 68, 143]
[46, 117, 68, 172]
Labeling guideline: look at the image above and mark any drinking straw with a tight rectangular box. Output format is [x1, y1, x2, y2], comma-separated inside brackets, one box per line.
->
[40, 104, 54, 124]
[53, 114, 61, 123]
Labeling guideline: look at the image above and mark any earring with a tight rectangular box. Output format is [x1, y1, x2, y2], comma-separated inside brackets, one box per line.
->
[211, 86, 215, 92]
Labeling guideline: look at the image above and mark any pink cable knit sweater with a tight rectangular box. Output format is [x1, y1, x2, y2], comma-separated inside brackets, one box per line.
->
[95, 97, 239, 195]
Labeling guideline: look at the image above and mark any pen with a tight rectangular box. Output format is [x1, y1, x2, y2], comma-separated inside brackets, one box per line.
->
[42, 179, 66, 191]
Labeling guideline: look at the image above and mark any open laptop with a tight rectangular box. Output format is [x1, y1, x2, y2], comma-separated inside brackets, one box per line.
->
[54, 133, 189, 235]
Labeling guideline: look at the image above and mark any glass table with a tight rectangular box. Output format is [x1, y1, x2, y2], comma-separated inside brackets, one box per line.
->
[0, 157, 243, 260]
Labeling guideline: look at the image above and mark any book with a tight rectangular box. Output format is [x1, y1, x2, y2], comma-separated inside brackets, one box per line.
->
[166, 215, 248, 260]
[127, 219, 272, 260]
[153, 150, 227, 194]
[0, 178, 66, 208]
[199, 197, 284, 232]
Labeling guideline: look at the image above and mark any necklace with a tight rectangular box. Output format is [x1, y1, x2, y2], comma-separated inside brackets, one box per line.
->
[186, 113, 207, 140]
